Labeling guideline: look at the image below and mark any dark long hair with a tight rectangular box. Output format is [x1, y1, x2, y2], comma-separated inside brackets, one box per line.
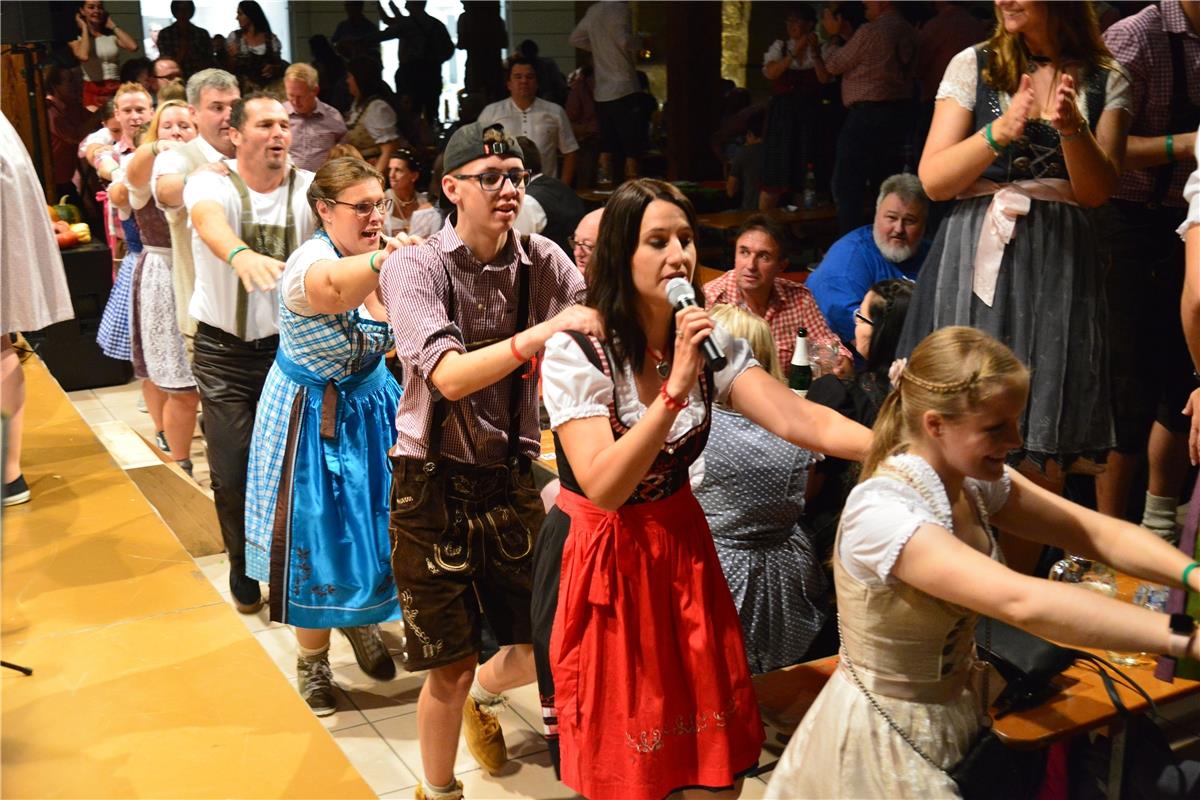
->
[586, 179, 701, 374]
[863, 278, 913, 374]
[237, 1, 272, 36]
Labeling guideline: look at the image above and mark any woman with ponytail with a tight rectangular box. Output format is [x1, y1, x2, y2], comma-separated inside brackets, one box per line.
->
[768, 326, 1200, 798]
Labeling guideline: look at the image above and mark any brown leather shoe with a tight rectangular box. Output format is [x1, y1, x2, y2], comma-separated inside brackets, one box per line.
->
[462, 695, 507, 774]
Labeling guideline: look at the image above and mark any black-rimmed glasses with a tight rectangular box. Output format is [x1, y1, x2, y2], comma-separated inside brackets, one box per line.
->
[330, 198, 393, 217]
[568, 235, 594, 254]
[452, 169, 531, 192]
[854, 310, 874, 326]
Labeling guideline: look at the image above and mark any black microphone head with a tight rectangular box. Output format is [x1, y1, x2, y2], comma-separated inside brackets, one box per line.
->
[666, 277, 695, 307]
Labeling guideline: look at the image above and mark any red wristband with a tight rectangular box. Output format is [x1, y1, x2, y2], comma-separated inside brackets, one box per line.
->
[510, 335, 539, 381]
[659, 382, 689, 411]
[509, 335, 526, 363]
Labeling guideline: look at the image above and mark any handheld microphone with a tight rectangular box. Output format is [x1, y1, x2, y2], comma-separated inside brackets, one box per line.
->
[666, 277, 727, 371]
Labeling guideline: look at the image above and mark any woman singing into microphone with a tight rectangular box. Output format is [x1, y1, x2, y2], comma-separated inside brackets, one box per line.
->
[534, 179, 871, 799]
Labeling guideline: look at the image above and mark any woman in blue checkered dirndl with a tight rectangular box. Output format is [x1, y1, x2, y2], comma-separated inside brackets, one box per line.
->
[244, 158, 415, 716]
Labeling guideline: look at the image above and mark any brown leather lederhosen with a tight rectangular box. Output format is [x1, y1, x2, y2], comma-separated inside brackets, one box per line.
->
[387, 234, 545, 671]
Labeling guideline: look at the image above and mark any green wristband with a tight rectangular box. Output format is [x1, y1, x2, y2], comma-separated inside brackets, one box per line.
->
[983, 121, 1003, 156]
[227, 245, 250, 265]
[1183, 561, 1200, 588]
[1166, 133, 1176, 164]
[369, 250, 382, 274]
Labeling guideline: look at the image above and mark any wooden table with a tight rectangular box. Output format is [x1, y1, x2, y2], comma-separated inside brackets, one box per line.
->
[577, 188, 615, 207]
[695, 204, 837, 232]
[753, 604, 1200, 800]
[537, 428, 558, 477]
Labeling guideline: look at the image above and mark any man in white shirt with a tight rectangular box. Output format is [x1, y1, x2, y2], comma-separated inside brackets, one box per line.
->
[477, 57, 579, 185]
[185, 93, 316, 614]
[569, 0, 641, 181]
[152, 69, 241, 340]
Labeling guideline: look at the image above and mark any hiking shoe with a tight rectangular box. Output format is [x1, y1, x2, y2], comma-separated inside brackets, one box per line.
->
[2, 475, 30, 507]
[339, 624, 396, 681]
[229, 572, 263, 614]
[462, 695, 507, 774]
[154, 431, 170, 453]
[413, 779, 463, 800]
[297, 652, 337, 716]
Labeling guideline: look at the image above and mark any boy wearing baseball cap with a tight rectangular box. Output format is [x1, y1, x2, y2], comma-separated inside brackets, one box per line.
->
[377, 122, 600, 800]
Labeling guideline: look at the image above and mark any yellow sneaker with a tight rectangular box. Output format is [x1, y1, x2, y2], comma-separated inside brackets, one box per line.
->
[462, 695, 507, 774]
[414, 779, 463, 800]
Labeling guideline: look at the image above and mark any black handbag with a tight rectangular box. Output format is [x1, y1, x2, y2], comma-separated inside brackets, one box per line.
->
[973, 616, 1077, 715]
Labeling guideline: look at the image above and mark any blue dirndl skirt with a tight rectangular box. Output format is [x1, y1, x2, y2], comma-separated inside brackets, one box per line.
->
[246, 352, 402, 628]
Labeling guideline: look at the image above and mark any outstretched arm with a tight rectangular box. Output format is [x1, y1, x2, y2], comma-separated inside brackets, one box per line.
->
[730, 366, 871, 461]
[892, 521, 1195, 658]
[992, 469, 1195, 587]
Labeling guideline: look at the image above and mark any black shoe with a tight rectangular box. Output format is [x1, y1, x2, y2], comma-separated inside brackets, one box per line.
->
[229, 571, 263, 614]
[2, 475, 30, 507]
[155, 431, 170, 453]
[339, 624, 397, 680]
[176, 458, 194, 478]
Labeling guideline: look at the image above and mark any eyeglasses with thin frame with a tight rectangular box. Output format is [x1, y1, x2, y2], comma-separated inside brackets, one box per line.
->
[329, 198, 393, 217]
[452, 169, 531, 192]
[568, 235, 594, 254]
[854, 310, 874, 326]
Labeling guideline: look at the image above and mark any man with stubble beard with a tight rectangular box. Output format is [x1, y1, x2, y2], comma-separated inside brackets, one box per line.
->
[185, 93, 316, 614]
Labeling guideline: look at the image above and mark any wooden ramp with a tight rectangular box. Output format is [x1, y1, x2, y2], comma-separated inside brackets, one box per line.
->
[1, 356, 373, 799]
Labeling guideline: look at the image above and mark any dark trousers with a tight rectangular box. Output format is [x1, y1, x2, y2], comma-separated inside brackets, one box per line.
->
[832, 100, 913, 235]
[191, 323, 277, 578]
[1100, 200, 1191, 452]
[530, 505, 570, 776]
[397, 61, 443, 123]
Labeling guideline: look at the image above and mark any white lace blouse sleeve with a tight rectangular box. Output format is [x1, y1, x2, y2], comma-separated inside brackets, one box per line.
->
[1103, 64, 1132, 113]
[712, 326, 760, 404]
[935, 47, 978, 111]
[280, 237, 337, 317]
[969, 467, 1013, 517]
[761, 39, 785, 77]
[364, 100, 400, 143]
[839, 476, 943, 585]
[542, 331, 613, 429]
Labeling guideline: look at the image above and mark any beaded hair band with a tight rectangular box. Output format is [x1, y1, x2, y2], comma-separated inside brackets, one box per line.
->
[898, 368, 980, 395]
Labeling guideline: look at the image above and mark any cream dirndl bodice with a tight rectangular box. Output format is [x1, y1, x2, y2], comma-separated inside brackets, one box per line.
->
[766, 454, 1004, 799]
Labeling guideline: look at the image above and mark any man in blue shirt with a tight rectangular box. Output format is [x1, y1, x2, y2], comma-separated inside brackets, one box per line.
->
[807, 173, 930, 343]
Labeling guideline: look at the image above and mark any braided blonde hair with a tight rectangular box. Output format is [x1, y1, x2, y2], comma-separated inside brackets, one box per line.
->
[861, 326, 1029, 479]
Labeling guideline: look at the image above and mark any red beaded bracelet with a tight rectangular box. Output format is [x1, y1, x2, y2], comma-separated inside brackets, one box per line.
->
[659, 382, 689, 411]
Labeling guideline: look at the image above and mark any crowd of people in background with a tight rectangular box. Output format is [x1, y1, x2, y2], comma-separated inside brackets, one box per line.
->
[7, 0, 1200, 798]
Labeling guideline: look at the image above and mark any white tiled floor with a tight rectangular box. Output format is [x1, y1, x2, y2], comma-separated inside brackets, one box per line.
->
[69, 379, 775, 799]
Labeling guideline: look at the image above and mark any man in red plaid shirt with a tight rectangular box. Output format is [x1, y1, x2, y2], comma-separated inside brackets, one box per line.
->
[704, 215, 851, 375]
